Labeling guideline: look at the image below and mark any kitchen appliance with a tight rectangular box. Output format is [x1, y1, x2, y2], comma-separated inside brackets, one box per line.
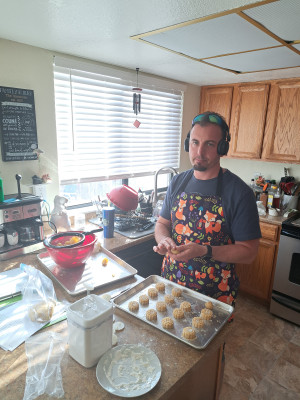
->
[270, 213, 300, 325]
[0, 175, 44, 260]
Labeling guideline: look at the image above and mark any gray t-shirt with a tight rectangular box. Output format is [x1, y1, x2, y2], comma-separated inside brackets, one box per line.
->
[160, 169, 261, 242]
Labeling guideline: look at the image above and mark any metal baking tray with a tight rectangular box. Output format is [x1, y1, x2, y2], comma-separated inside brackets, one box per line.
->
[37, 247, 137, 296]
[113, 275, 234, 349]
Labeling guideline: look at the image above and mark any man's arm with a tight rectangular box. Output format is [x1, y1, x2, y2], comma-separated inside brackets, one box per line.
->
[153, 216, 177, 255]
[166, 239, 260, 264]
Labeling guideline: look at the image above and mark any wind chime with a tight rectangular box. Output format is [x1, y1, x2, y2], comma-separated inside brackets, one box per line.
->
[132, 68, 142, 118]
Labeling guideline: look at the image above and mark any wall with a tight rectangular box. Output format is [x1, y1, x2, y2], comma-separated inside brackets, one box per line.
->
[0, 38, 200, 208]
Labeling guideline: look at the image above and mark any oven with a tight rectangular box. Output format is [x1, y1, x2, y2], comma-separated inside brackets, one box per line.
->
[270, 214, 300, 326]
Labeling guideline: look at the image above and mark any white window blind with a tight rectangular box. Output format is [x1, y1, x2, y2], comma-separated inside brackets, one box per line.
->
[53, 64, 183, 185]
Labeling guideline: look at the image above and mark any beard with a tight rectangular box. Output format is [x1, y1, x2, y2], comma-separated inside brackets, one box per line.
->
[193, 164, 207, 172]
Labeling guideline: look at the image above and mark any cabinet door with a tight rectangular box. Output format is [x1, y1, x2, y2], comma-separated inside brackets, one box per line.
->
[262, 79, 300, 162]
[235, 238, 276, 303]
[227, 83, 269, 158]
[199, 86, 233, 125]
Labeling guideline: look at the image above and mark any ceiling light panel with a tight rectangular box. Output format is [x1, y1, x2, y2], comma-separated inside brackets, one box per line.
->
[244, 0, 300, 41]
[207, 46, 300, 72]
[143, 13, 280, 59]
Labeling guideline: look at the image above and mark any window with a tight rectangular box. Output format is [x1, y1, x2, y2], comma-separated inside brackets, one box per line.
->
[53, 58, 183, 206]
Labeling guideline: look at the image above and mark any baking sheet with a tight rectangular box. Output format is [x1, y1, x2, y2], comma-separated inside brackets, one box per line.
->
[113, 275, 234, 350]
[37, 248, 137, 296]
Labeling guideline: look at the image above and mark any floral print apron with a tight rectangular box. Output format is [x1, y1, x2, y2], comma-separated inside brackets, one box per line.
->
[161, 169, 239, 305]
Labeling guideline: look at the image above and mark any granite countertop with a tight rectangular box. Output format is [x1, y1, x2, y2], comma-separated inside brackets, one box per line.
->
[0, 252, 232, 400]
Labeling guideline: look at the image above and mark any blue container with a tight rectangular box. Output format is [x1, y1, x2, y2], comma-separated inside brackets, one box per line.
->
[102, 207, 115, 238]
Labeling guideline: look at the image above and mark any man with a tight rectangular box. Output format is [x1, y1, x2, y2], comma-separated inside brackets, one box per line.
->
[153, 112, 261, 305]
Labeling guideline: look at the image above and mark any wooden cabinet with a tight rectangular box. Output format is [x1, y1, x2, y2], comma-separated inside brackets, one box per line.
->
[235, 222, 280, 304]
[227, 83, 270, 158]
[199, 78, 300, 163]
[199, 86, 233, 126]
[261, 80, 300, 162]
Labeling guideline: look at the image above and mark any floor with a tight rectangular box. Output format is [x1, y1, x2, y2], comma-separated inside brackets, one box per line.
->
[219, 293, 300, 400]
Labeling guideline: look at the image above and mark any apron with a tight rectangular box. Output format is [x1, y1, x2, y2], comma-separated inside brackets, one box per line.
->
[161, 169, 239, 306]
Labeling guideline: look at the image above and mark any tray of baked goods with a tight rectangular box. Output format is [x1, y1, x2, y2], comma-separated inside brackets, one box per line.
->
[113, 275, 234, 349]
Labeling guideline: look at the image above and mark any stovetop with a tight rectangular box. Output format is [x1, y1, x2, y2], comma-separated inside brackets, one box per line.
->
[281, 212, 300, 238]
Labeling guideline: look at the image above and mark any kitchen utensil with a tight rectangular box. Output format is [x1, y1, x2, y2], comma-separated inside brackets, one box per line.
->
[43, 228, 103, 249]
[43, 232, 97, 268]
[107, 185, 138, 211]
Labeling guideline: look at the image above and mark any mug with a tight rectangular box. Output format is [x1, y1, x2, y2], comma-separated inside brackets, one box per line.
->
[102, 207, 115, 238]
[7, 229, 18, 246]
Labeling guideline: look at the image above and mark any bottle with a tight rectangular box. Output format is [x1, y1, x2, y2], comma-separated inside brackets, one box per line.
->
[267, 185, 277, 208]
[259, 184, 268, 211]
[272, 187, 281, 209]
[0, 177, 4, 202]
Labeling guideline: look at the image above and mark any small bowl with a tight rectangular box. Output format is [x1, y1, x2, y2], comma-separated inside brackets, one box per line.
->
[107, 185, 138, 211]
[44, 232, 97, 268]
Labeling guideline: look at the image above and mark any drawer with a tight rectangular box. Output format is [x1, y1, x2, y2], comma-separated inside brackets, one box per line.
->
[260, 221, 280, 242]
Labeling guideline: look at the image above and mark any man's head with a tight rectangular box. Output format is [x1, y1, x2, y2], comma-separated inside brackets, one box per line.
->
[185, 112, 230, 173]
[184, 112, 230, 156]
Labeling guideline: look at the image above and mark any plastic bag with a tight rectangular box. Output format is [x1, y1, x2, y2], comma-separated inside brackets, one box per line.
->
[23, 331, 67, 400]
[256, 201, 267, 216]
[21, 264, 57, 323]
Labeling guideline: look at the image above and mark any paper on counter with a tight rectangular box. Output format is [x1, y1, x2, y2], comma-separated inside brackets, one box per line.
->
[0, 267, 28, 301]
[0, 300, 66, 351]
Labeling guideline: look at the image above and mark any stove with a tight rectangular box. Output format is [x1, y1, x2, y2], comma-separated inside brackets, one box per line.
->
[89, 215, 155, 239]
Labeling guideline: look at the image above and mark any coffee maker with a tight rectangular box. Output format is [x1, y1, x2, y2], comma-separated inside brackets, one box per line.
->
[0, 174, 44, 260]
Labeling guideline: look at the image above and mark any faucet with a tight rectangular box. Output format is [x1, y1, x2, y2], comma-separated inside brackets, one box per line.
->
[153, 167, 178, 205]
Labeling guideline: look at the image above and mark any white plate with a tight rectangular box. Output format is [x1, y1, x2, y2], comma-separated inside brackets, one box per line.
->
[96, 344, 161, 397]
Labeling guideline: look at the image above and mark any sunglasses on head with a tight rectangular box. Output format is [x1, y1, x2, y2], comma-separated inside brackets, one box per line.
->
[192, 113, 225, 127]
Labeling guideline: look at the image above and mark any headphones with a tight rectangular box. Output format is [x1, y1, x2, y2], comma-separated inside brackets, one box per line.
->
[184, 116, 231, 156]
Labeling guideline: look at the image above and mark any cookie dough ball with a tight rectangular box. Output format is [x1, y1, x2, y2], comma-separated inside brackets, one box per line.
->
[148, 287, 158, 299]
[156, 301, 167, 312]
[201, 308, 213, 320]
[162, 317, 174, 329]
[28, 300, 56, 323]
[205, 301, 213, 310]
[155, 282, 165, 293]
[182, 327, 196, 340]
[146, 309, 157, 321]
[128, 300, 139, 312]
[180, 301, 191, 312]
[173, 308, 184, 319]
[192, 317, 205, 329]
[171, 287, 182, 297]
[139, 294, 149, 306]
[164, 294, 175, 305]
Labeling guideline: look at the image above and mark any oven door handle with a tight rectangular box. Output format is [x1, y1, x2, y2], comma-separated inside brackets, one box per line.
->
[280, 229, 300, 240]
[272, 292, 300, 313]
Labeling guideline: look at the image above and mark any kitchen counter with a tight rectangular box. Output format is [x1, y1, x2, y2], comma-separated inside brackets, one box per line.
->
[0, 252, 232, 400]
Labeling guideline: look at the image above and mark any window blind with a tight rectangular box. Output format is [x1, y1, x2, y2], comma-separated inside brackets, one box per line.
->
[53, 65, 183, 185]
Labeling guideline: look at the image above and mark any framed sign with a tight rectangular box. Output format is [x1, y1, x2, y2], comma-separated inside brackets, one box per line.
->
[0, 86, 38, 161]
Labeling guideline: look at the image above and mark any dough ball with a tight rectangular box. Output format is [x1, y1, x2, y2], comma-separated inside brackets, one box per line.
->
[146, 309, 157, 321]
[155, 282, 165, 293]
[180, 301, 191, 312]
[113, 321, 125, 332]
[171, 287, 182, 297]
[162, 317, 174, 329]
[173, 308, 184, 319]
[128, 300, 139, 312]
[182, 327, 196, 340]
[139, 294, 149, 306]
[201, 308, 213, 320]
[205, 301, 213, 310]
[192, 317, 205, 329]
[164, 294, 175, 305]
[28, 300, 56, 323]
[148, 287, 158, 299]
[156, 301, 167, 312]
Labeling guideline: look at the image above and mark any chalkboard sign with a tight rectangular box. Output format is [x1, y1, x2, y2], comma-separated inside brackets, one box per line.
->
[0, 86, 38, 161]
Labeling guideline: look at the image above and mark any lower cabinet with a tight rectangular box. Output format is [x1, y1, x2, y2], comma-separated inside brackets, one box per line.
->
[114, 238, 164, 278]
[235, 222, 280, 304]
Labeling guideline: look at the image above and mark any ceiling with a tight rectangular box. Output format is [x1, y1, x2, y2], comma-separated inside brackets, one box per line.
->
[0, 0, 299, 86]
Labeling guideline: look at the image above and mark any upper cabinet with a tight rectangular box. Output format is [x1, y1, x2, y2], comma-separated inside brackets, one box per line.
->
[199, 78, 300, 163]
[228, 83, 269, 159]
[262, 80, 300, 163]
[199, 86, 233, 126]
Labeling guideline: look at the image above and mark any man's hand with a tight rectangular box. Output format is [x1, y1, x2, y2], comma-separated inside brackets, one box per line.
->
[168, 242, 207, 262]
[153, 236, 177, 256]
